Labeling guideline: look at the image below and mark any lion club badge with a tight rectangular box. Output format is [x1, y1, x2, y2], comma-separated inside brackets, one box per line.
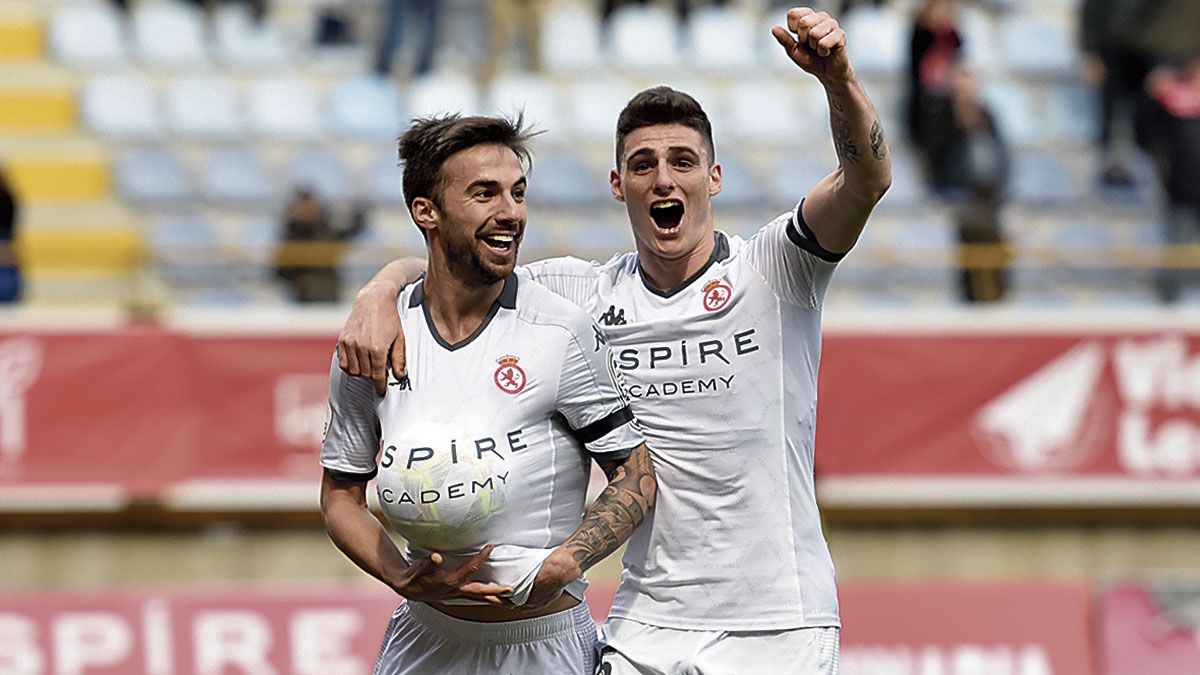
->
[701, 279, 732, 312]
[494, 355, 527, 394]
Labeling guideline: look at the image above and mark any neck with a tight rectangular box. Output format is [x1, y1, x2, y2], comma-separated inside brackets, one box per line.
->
[422, 255, 505, 344]
[636, 230, 716, 292]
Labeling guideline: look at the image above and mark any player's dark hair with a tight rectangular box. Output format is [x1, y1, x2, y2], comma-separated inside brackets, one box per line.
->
[397, 113, 537, 216]
[615, 86, 715, 167]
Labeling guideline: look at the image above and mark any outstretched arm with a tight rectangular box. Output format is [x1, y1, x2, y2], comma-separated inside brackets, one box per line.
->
[525, 444, 657, 608]
[337, 257, 427, 394]
[772, 7, 892, 255]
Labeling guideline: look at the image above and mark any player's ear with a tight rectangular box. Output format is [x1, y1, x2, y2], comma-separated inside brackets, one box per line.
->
[610, 168, 625, 203]
[411, 197, 439, 235]
[708, 162, 722, 197]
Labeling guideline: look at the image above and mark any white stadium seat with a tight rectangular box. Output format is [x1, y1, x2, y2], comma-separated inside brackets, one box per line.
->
[540, 4, 604, 74]
[203, 148, 277, 205]
[117, 146, 193, 205]
[406, 72, 481, 118]
[285, 150, 353, 203]
[687, 7, 757, 74]
[327, 76, 405, 140]
[999, 12, 1077, 77]
[248, 77, 322, 138]
[610, 5, 681, 72]
[165, 75, 243, 139]
[82, 74, 161, 139]
[213, 4, 290, 70]
[49, 3, 126, 66]
[486, 73, 562, 138]
[841, 6, 907, 76]
[132, 1, 209, 67]
[561, 75, 639, 143]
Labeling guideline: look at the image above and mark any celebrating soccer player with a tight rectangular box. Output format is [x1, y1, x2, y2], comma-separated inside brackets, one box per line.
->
[338, 8, 889, 673]
[320, 114, 656, 674]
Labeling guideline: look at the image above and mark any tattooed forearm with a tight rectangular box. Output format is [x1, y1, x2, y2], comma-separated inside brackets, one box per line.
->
[562, 444, 657, 572]
[832, 113, 860, 164]
[869, 120, 887, 161]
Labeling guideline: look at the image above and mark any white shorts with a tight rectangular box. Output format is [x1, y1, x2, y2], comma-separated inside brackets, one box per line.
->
[598, 618, 839, 675]
[374, 600, 598, 675]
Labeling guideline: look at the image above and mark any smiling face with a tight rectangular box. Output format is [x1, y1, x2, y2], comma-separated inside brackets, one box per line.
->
[413, 143, 527, 286]
[610, 123, 722, 264]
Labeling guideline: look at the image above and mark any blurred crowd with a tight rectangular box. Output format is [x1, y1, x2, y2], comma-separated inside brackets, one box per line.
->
[67, 0, 1197, 305]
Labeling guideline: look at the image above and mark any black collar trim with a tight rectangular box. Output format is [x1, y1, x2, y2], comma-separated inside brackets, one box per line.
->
[637, 232, 730, 299]
[410, 274, 518, 351]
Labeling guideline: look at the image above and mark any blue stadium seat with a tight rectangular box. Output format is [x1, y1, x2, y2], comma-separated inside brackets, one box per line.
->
[486, 74, 561, 138]
[149, 213, 225, 285]
[711, 150, 763, 209]
[840, 6, 906, 76]
[327, 76, 404, 140]
[725, 77, 826, 147]
[529, 151, 605, 208]
[999, 13, 1077, 78]
[562, 75, 640, 143]
[367, 153, 405, 207]
[1010, 153, 1082, 206]
[213, 4, 290, 70]
[116, 146, 193, 205]
[82, 74, 161, 139]
[165, 75, 243, 139]
[203, 148, 276, 205]
[285, 150, 353, 203]
[1044, 84, 1099, 145]
[49, 3, 126, 66]
[765, 153, 831, 212]
[982, 80, 1039, 146]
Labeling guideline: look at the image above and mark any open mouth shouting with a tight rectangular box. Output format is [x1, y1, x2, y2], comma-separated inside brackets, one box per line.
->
[480, 232, 519, 256]
[650, 199, 685, 236]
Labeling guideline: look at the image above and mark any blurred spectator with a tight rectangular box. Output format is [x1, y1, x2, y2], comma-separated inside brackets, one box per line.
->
[906, 0, 962, 159]
[0, 169, 19, 304]
[274, 190, 365, 303]
[375, 0, 444, 77]
[944, 67, 1010, 303]
[1138, 57, 1200, 303]
[483, 0, 547, 82]
[1080, 0, 1159, 187]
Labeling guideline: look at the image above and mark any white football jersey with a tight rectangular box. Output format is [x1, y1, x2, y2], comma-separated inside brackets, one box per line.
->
[321, 274, 643, 606]
[519, 201, 841, 630]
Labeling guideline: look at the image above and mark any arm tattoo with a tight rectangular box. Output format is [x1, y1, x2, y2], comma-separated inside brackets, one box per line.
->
[832, 113, 860, 164]
[564, 446, 656, 572]
[869, 120, 887, 161]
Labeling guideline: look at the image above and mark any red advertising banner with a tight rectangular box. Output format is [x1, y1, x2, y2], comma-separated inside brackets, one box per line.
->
[0, 582, 1093, 674]
[839, 582, 1095, 675]
[1, 321, 1199, 509]
[1100, 583, 1200, 675]
[816, 326, 1200, 506]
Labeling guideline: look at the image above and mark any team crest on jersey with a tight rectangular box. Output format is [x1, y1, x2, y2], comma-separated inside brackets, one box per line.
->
[494, 355, 527, 394]
[701, 279, 732, 312]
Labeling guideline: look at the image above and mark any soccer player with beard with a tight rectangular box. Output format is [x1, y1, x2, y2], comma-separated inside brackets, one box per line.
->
[336, 8, 890, 673]
[320, 114, 656, 674]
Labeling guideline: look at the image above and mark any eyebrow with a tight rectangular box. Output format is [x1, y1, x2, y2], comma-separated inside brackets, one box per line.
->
[465, 176, 527, 192]
[626, 146, 701, 162]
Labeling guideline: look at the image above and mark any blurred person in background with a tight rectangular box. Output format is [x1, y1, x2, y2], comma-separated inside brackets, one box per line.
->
[943, 65, 1010, 303]
[1138, 55, 1200, 303]
[601, 0, 727, 23]
[320, 113, 654, 674]
[338, 8, 890, 673]
[375, 0, 444, 77]
[483, 0, 547, 83]
[274, 188, 364, 303]
[0, 169, 19, 304]
[1080, 0, 1159, 187]
[906, 0, 962, 158]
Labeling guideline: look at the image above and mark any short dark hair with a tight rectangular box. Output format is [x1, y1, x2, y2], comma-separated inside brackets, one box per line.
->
[397, 113, 537, 213]
[615, 86, 715, 167]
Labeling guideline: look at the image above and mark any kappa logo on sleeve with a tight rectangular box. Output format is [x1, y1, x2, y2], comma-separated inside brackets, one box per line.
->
[598, 305, 627, 326]
[494, 355, 527, 395]
[702, 279, 732, 312]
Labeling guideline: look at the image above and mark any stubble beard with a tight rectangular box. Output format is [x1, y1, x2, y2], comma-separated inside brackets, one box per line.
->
[445, 234, 513, 287]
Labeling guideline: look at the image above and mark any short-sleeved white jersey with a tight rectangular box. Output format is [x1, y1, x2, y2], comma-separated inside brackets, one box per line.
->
[520, 201, 841, 631]
[321, 274, 643, 606]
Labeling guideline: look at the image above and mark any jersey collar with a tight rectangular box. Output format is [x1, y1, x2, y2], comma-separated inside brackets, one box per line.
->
[409, 273, 518, 351]
[637, 231, 730, 299]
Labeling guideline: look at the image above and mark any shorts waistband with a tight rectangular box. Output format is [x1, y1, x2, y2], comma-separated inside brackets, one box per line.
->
[403, 600, 594, 646]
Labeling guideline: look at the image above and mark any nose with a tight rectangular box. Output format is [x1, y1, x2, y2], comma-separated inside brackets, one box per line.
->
[652, 163, 674, 195]
[495, 191, 524, 226]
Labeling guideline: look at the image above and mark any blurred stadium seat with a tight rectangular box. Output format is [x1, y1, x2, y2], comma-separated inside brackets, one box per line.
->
[165, 74, 243, 139]
[840, 6, 907, 76]
[327, 75, 404, 140]
[212, 3, 290, 70]
[998, 12, 1078, 78]
[529, 150, 605, 209]
[131, 1, 209, 68]
[686, 6, 757, 74]
[486, 73, 561, 136]
[286, 149, 352, 204]
[540, 3, 604, 75]
[406, 71, 481, 118]
[610, 5, 681, 73]
[116, 145, 193, 206]
[48, 2, 125, 66]
[202, 147, 276, 205]
[82, 73, 161, 139]
[247, 76, 322, 138]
